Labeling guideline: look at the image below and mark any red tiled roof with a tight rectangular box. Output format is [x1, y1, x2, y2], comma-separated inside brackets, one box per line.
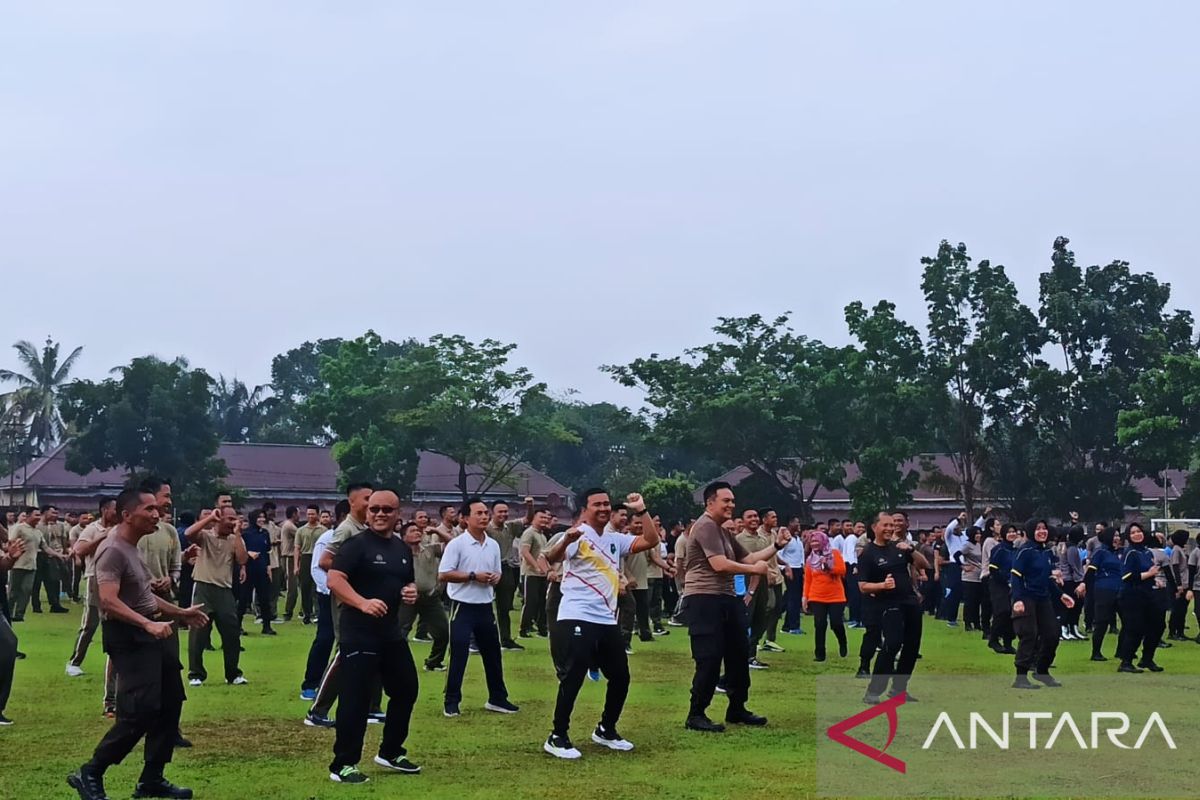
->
[3, 442, 571, 499]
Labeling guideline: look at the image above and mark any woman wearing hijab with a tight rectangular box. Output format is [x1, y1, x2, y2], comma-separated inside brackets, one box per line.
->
[985, 524, 1021, 655]
[1084, 527, 1123, 661]
[1116, 522, 1163, 673]
[802, 531, 847, 662]
[1010, 519, 1075, 689]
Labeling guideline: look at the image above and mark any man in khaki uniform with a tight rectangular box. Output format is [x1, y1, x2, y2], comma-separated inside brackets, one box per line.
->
[137, 478, 182, 603]
[262, 502, 284, 622]
[7, 508, 58, 621]
[184, 507, 248, 685]
[735, 509, 773, 669]
[274, 503, 300, 623]
[759, 509, 786, 653]
[487, 498, 534, 650]
[67, 498, 120, 677]
[519, 511, 551, 638]
[398, 522, 449, 671]
[292, 505, 323, 624]
[35, 505, 72, 613]
[68, 512, 94, 603]
[621, 517, 653, 646]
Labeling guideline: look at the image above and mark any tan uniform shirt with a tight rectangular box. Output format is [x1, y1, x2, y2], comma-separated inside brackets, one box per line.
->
[280, 520, 298, 559]
[326, 515, 369, 559]
[77, 520, 113, 579]
[8, 523, 43, 571]
[519, 526, 548, 577]
[412, 540, 443, 594]
[192, 529, 236, 588]
[138, 521, 182, 583]
[294, 524, 325, 557]
[487, 521, 525, 569]
[39, 521, 71, 554]
[266, 520, 282, 569]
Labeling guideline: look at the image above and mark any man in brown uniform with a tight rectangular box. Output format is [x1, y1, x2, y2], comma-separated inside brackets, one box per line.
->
[35, 504, 73, 613]
[67, 488, 208, 800]
[736, 509, 773, 669]
[67, 498, 120, 677]
[398, 522, 449, 671]
[682, 481, 790, 733]
[293, 505, 324, 624]
[278, 505, 301, 622]
[184, 506, 248, 686]
[488, 498, 534, 651]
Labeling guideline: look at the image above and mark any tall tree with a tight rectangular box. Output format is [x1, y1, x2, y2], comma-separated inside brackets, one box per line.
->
[0, 337, 83, 454]
[1033, 237, 1196, 517]
[919, 241, 1046, 518]
[608, 314, 850, 521]
[392, 335, 575, 501]
[209, 376, 272, 443]
[59, 356, 228, 511]
[639, 475, 699, 525]
[302, 332, 426, 495]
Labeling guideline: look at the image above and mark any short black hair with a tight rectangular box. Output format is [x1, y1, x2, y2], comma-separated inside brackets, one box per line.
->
[400, 521, 420, 536]
[334, 499, 350, 519]
[262, 501, 277, 512]
[214, 491, 232, 502]
[116, 488, 146, 516]
[306, 504, 320, 513]
[285, 505, 299, 518]
[138, 475, 170, 495]
[827, 518, 839, 526]
[24, 505, 37, 515]
[491, 500, 509, 510]
[438, 504, 456, 517]
[742, 508, 760, 520]
[702, 481, 731, 504]
[1169, 530, 1189, 547]
[759, 508, 776, 518]
[40, 504, 55, 513]
[575, 487, 608, 510]
[459, 497, 486, 518]
[97, 496, 116, 513]
[346, 482, 374, 495]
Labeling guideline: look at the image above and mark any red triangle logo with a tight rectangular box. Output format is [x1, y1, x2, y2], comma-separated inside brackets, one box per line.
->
[825, 691, 907, 773]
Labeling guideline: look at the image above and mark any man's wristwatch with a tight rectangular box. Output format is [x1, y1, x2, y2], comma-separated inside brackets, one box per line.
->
[468, 571, 476, 583]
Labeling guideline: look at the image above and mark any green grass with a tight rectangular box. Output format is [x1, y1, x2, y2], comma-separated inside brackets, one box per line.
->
[5, 608, 1200, 800]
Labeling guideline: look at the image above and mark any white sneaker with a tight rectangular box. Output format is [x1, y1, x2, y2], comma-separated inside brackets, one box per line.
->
[544, 734, 582, 760]
[189, 678, 203, 687]
[591, 725, 634, 751]
[65, 664, 84, 677]
[230, 676, 249, 685]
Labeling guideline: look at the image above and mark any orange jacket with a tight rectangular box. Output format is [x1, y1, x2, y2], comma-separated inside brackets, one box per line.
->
[803, 550, 847, 604]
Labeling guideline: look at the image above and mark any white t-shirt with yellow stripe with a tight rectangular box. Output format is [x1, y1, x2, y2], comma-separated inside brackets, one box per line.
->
[557, 524, 636, 626]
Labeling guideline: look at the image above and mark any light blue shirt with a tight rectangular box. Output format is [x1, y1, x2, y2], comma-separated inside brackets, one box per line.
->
[311, 529, 335, 595]
[777, 536, 806, 569]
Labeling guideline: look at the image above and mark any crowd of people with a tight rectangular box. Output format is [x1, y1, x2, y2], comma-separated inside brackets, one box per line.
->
[0, 478, 1195, 798]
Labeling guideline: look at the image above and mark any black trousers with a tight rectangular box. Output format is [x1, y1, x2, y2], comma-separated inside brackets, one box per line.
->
[1117, 591, 1162, 666]
[520, 576, 548, 636]
[746, 584, 769, 650]
[331, 639, 418, 772]
[962, 581, 983, 628]
[844, 565, 861, 624]
[923, 574, 940, 616]
[303, 593, 335, 691]
[89, 625, 184, 777]
[867, 604, 922, 696]
[552, 620, 630, 737]
[859, 623, 882, 672]
[1169, 592, 1189, 638]
[546, 582, 569, 680]
[445, 601, 508, 705]
[684, 594, 751, 717]
[238, 570, 272, 626]
[987, 579, 1014, 647]
[783, 570, 803, 631]
[939, 564, 962, 621]
[0, 613, 16, 714]
[32, 552, 63, 610]
[979, 576, 993, 633]
[1013, 597, 1059, 674]
[1091, 588, 1119, 656]
[632, 588, 651, 640]
[810, 601, 846, 659]
[648, 578, 665, 630]
[495, 564, 520, 644]
[1057, 581, 1082, 627]
[765, 583, 784, 641]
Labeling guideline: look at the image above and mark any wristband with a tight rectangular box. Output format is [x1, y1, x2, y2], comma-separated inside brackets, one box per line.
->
[468, 571, 476, 583]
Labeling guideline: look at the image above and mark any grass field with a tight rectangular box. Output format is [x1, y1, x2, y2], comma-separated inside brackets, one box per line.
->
[4, 606, 1200, 800]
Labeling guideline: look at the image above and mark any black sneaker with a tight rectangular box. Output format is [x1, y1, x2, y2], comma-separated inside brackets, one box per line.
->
[261, 628, 278, 636]
[725, 709, 767, 726]
[1012, 674, 1041, 690]
[814, 654, 826, 662]
[484, 699, 519, 714]
[685, 714, 725, 733]
[305, 711, 335, 728]
[1033, 673, 1062, 688]
[444, 702, 461, 718]
[1090, 654, 1109, 662]
[132, 777, 193, 798]
[0, 714, 11, 726]
[174, 732, 193, 748]
[592, 723, 634, 750]
[1118, 662, 1144, 674]
[329, 766, 368, 784]
[1001, 645, 1018, 655]
[855, 668, 870, 679]
[1137, 662, 1164, 673]
[67, 768, 108, 800]
[501, 641, 525, 652]
[862, 693, 884, 704]
[373, 754, 421, 774]
[747, 658, 769, 670]
[50, 606, 70, 614]
[367, 711, 386, 725]
[838, 641, 848, 658]
[424, 663, 447, 672]
[544, 733, 582, 759]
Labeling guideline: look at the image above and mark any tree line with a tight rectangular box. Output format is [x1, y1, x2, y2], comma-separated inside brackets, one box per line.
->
[2, 236, 1198, 521]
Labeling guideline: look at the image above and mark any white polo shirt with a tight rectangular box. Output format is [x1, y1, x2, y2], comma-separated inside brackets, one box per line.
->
[440, 530, 502, 604]
[311, 529, 335, 595]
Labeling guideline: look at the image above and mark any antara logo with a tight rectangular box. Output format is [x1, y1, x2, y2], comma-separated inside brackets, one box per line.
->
[922, 712, 1176, 750]
[826, 692, 907, 773]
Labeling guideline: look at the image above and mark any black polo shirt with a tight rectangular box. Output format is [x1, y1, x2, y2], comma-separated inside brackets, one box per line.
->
[331, 530, 415, 647]
[858, 539, 918, 624]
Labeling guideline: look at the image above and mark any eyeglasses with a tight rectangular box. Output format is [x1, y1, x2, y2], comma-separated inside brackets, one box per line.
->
[368, 506, 397, 515]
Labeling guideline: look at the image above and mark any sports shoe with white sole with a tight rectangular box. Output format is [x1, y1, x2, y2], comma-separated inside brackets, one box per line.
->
[591, 724, 634, 751]
[66, 664, 84, 677]
[229, 676, 249, 685]
[544, 733, 582, 759]
[484, 699, 519, 714]
[188, 678, 203, 687]
[329, 766, 368, 784]
[373, 754, 421, 774]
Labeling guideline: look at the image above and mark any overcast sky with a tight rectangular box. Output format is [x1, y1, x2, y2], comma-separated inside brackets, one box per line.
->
[3, 2, 1197, 408]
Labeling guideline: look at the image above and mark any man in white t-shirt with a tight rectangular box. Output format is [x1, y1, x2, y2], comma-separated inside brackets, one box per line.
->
[540, 489, 661, 760]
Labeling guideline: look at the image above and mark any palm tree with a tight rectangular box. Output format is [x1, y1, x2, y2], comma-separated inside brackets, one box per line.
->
[210, 375, 273, 442]
[0, 337, 83, 454]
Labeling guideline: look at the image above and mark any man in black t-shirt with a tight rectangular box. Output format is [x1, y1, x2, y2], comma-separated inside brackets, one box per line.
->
[857, 512, 928, 705]
[326, 490, 421, 785]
